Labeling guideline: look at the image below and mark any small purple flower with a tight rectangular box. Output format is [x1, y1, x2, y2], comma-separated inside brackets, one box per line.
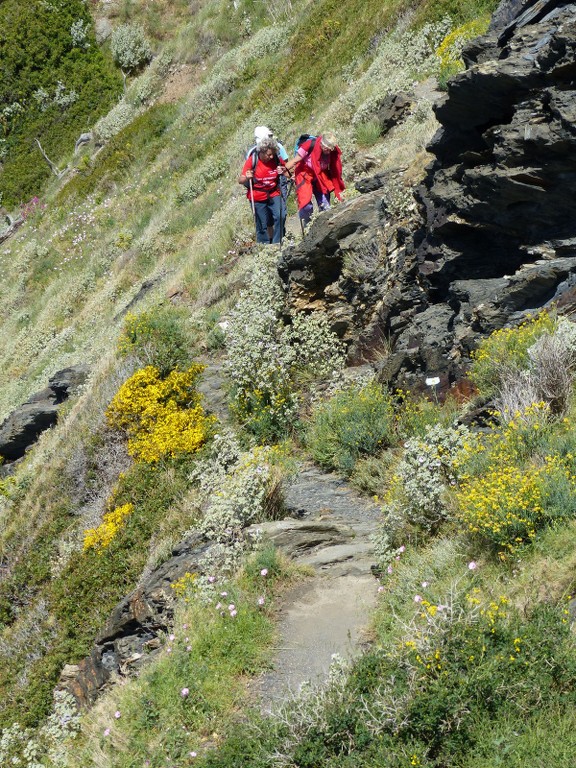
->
[189, 752, 197, 758]
[414, 595, 423, 603]
[167, 647, 172, 654]
[377, 586, 384, 593]
[220, 591, 228, 597]
[258, 596, 265, 605]
[215, 602, 222, 610]
[260, 568, 268, 577]
[387, 565, 393, 575]
[114, 710, 121, 719]
[421, 581, 429, 588]
[398, 545, 406, 554]
[169, 634, 175, 641]
[207, 576, 216, 583]
[468, 561, 478, 571]
[230, 609, 238, 617]
[103, 728, 110, 736]
[181, 688, 189, 698]
[228, 604, 235, 611]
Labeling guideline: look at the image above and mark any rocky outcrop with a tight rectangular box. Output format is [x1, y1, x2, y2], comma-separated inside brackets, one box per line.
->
[0, 365, 89, 464]
[59, 532, 213, 707]
[280, 0, 576, 391]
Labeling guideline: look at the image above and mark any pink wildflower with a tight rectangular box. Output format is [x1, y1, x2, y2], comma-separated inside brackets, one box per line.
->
[181, 688, 189, 698]
[260, 568, 268, 576]
[468, 561, 478, 571]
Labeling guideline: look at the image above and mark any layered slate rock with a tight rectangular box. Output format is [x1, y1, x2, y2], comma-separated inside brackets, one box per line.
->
[0, 365, 89, 464]
[279, 0, 576, 391]
[59, 533, 213, 707]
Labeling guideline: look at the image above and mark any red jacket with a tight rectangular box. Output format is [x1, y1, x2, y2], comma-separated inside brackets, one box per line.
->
[298, 137, 345, 200]
[241, 155, 284, 202]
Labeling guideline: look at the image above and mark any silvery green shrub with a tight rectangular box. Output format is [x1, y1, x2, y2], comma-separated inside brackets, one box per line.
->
[190, 431, 280, 574]
[111, 23, 153, 74]
[374, 424, 472, 564]
[225, 254, 345, 440]
[0, 691, 79, 767]
[93, 100, 137, 142]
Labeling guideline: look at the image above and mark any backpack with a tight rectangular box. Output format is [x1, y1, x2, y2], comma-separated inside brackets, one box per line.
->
[294, 133, 317, 154]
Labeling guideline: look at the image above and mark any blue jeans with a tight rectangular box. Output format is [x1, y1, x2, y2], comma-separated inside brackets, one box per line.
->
[254, 196, 283, 244]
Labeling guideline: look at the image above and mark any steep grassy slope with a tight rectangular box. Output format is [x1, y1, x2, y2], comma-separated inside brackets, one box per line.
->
[2, 0, 544, 765]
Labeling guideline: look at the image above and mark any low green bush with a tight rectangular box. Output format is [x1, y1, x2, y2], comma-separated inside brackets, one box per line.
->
[306, 382, 395, 475]
[469, 312, 555, 399]
[58, 103, 175, 203]
[0, 0, 122, 206]
[118, 303, 195, 375]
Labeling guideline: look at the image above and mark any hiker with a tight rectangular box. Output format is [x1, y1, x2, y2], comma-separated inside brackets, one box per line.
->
[250, 126, 290, 235]
[284, 132, 345, 229]
[238, 136, 289, 244]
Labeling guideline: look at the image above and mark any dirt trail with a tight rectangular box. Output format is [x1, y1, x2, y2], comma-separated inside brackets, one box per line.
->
[253, 464, 381, 710]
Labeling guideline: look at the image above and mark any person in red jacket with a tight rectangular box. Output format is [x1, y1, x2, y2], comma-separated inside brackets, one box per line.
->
[238, 137, 289, 244]
[285, 132, 345, 228]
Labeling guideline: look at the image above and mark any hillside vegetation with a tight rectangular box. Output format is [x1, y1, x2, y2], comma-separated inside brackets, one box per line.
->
[4, 1, 576, 767]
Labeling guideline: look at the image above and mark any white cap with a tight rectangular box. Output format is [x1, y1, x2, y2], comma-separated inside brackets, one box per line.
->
[254, 125, 273, 141]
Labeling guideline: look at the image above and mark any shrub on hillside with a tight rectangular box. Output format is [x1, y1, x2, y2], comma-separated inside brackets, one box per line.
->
[455, 407, 576, 557]
[469, 312, 556, 399]
[60, 103, 175, 202]
[0, 0, 121, 206]
[225, 255, 345, 442]
[435, 16, 490, 87]
[111, 23, 153, 74]
[118, 305, 194, 375]
[306, 382, 395, 476]
[106, 365, 215, 463]
[372, 423, 471, 567]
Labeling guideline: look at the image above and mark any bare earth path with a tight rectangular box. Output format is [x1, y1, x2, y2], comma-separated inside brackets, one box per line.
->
[252, 463, 381, 710]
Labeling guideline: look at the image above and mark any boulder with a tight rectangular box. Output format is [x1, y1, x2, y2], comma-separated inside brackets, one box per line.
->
[0, 365, 89, 463]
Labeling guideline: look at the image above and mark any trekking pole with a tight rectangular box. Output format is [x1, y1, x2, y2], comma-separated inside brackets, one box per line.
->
[248, 176, 258, 240]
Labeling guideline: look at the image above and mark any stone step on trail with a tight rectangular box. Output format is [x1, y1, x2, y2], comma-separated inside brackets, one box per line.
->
[251, 463, 382, 710]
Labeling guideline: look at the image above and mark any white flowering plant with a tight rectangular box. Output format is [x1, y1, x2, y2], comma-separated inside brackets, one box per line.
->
[225, 253, 345, 441]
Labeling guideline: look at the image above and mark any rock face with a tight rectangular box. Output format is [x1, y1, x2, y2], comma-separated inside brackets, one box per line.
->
[59, 533, 213, 707]
[280, 0, 576, 390]
[0, 365, 89, 464]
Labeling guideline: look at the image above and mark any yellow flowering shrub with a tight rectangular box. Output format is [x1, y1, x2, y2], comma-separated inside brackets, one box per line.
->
[106, 365, 215, 463]
[456, 407, 576, 554]
[468, 311, 556, 397]
[436, 15, 490, 86]
[170, 571, 198, 602]
[83, 503, 134, 552]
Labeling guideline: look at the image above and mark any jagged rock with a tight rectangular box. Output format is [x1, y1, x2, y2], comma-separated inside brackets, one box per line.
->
[247, 519, 355, 559]
[278, 1, 576, 392]
[0, 365, 89, 463]
[374, 91, 413, 135]
[59, 532, 213, 707]
[278, 190, 390, 342]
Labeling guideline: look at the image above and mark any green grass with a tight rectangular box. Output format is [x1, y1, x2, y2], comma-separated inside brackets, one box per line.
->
[59, 546, 295, 768]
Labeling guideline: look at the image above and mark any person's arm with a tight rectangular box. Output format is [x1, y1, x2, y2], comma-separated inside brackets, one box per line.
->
[285, 141, 311, 172]
[238, 157, 254, 186]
